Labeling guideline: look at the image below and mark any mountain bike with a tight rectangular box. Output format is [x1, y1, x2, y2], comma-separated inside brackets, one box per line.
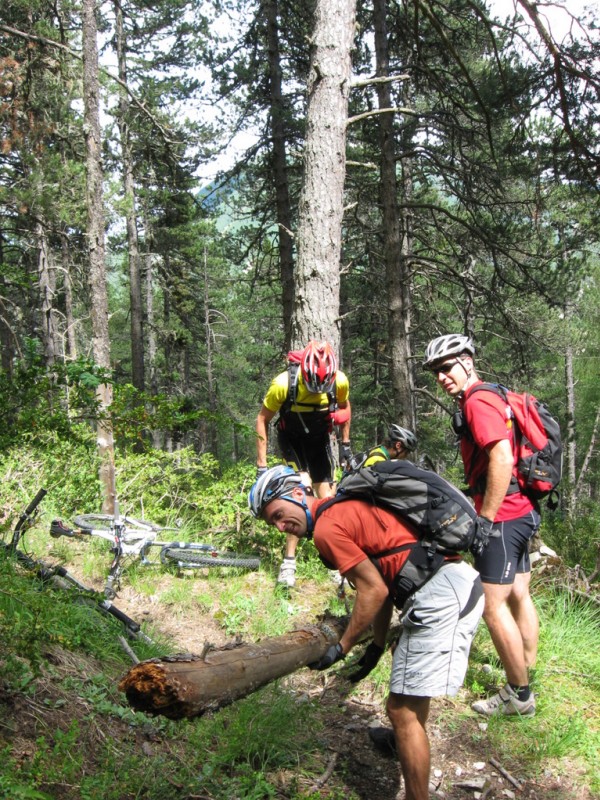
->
[50, 503, 261, 599]
[1, 488, 151, 642]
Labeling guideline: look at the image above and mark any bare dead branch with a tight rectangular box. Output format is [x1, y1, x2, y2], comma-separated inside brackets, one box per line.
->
[489, 758, 522, 790]
[347, 106, 417, 126]
[350, 73, 410, 89]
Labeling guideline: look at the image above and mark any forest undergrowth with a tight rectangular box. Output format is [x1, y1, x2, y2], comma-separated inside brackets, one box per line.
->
[1, 442, 599, 799]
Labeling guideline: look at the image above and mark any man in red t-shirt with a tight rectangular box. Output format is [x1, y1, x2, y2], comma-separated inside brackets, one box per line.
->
[249, 466, 483, 800]
[424, 334, 540, 718]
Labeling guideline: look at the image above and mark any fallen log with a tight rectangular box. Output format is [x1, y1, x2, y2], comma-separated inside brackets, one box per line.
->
[119, 616, 348, 719]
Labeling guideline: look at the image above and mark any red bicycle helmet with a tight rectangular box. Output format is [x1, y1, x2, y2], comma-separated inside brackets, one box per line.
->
[301, 340, 337, 393]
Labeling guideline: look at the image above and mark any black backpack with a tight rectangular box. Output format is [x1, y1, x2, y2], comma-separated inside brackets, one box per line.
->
[277, 361, 338, 437]
[314, 460, 477, 607]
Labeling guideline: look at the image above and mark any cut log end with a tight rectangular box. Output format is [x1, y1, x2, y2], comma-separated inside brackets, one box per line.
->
[119, 661, 196, 719]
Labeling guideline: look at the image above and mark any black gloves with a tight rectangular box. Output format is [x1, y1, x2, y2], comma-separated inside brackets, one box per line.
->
[469, 515, 497, 557]
[339, 441, 352, 468]
[347, 642, 385, 684]
[308, 642, 345, 671]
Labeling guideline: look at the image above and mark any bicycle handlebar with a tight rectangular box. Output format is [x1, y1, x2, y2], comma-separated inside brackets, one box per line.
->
[23, 488, 48, 518]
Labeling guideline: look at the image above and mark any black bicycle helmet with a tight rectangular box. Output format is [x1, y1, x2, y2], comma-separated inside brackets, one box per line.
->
[423, 334, 475, 368]
[388, 425, 418, 452]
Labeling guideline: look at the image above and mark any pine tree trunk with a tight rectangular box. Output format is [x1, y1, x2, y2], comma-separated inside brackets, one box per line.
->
[374, 0, 415, 429]
[115, 0, 145, 394]
[203, 248, 218, 456]
[61, 231, 77, 359]
[266, 0, 295, 351]
[82, 0, 115, 512]
[36, 219, 57, 368]
[292, 0, 357, 352]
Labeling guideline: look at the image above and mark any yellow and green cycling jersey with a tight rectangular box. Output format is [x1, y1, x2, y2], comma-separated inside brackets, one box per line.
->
[262, 369, 349, 415]
[363, 445, 391, 467]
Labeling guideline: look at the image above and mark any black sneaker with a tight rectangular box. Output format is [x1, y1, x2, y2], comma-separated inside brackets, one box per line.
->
[368, 726, 396, 757]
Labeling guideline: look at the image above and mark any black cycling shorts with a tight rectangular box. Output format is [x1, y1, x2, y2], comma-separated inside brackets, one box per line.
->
[276, 428, 335, 484]
[474, 509, 541, 585]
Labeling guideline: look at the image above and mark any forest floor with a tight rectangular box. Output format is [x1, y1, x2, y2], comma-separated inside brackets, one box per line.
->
[3, 553, 596, 800]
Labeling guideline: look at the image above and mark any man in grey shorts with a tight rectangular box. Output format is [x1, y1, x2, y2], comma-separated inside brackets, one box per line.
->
[249, 466, 484, 800]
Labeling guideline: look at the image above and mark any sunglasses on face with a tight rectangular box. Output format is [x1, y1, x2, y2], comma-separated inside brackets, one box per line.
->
[431, 360, 458, 375]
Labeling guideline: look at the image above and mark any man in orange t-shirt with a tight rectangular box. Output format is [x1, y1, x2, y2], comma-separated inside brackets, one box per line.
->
[249, 466, 483, 800]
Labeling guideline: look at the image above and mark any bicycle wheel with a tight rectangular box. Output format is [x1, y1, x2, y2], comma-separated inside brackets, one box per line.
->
[73, 514, 157, 533]
[160, 543, 260, 570]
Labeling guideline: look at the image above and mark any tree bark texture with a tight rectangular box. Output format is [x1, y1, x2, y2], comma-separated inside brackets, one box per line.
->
[374, 0, 415, 429]
[266, 0, 295, 352]
[291, 0, 356, 352]
[82, 0, 115, 512]
[61, 232, 77, 358]
[119, 617, 348, 719]
[35, 220, 57, 368]
[115, 0, 145, 393]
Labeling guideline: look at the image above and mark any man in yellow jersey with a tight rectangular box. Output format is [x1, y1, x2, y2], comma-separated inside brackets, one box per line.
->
[255, 340, 351, 586]
[362, 425, 418, 467]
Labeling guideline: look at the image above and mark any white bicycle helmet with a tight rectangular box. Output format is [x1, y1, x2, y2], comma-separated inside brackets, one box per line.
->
[423, 334, 475, 368]
[388, 425, 418, 452]
[248, 465, 305, 518]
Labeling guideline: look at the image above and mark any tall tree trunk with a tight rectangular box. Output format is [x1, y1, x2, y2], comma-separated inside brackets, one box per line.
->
[374, 0, 415, 429]
[82, 0, 115, 512]
[35, 219, 57, 368]
[292, 0, 357, 352]
[61, 231, 77, 358]
[115, 0, 145, 393]
[0, 237, 15, 374]
[203, 247, 218, 456]
[564, 306, 576, 516]
[266, 0, 295, 352]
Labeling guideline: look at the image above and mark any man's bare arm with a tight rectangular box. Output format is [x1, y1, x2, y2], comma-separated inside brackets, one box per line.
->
[256, 405, 276, 467]
[338, 558, 390, 655]
[480, 438, 514, 521]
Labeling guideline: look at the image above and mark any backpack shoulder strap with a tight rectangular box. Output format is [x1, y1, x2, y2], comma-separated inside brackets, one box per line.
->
[288, 362, 300, 405]
[313, 494, 346, 524]
[279, 362, 300, 416]
[465, 382, 509, 404]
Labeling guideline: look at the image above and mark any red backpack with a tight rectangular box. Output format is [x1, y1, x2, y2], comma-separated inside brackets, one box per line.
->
[463, 383, 563, 509]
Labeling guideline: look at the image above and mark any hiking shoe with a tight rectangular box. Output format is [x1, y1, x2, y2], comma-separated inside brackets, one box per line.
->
[471, 683, 536, 717]
[277, 558, 296, 587]
[368, 726, 396, 757]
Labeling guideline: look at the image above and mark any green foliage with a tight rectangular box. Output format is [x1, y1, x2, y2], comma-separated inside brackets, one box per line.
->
[543, 508, 599, 572]
[1, 445, 599, 799]
[186, 688, 323, 798]
[468, 588, 600, 792]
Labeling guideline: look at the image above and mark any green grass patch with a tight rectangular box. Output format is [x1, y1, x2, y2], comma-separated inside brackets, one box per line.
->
[468, 587, 600, 793]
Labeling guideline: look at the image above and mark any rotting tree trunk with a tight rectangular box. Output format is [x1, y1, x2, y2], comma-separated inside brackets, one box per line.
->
[119, 617, 348, 719]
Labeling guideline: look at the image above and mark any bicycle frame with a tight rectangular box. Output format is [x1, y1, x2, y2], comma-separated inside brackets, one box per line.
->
[2, 490, 151, 642]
